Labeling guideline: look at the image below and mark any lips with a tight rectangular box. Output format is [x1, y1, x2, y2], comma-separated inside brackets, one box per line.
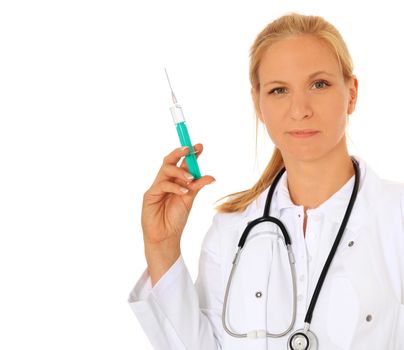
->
[288, 129, 320, 138]
[288, 129, 319, 134]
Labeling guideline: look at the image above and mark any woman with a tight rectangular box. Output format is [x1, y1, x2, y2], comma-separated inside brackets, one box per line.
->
[128, 13, 404, 349]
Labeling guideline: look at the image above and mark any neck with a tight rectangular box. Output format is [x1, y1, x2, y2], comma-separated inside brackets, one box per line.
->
[282, 145, 355, 211]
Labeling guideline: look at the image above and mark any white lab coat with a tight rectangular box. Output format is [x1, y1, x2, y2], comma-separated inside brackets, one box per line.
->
[128, 156, 404, 349]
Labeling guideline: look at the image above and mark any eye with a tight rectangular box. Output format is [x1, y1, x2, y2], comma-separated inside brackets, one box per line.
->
[312, 80, 330, 89]
[268, 87, 287, 95]
[268, 80, 331, 95]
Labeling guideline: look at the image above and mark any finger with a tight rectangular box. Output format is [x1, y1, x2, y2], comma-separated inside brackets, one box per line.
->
[193, 143, 203, 155]
[173, 176, 193, 188]
[163, 146, 192, 166]
[179, 143, 203, 171]
[173, 175, 215, 208]
[150, 180, 190, 196]
[160, 164, 195, 183]
[186, 175, 216, 193]
[153, 147, 192, 184]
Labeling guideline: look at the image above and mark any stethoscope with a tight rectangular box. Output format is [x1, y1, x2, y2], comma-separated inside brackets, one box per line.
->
[222, 157, 360, 350]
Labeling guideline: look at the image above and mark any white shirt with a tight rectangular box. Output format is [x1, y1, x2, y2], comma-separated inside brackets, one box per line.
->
[128, 156, 404, 349]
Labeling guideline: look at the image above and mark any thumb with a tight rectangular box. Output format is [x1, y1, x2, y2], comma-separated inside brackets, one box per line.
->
[187, 175, 216, 195]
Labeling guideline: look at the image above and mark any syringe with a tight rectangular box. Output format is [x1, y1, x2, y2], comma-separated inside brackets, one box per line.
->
[164, 68, 202, 179]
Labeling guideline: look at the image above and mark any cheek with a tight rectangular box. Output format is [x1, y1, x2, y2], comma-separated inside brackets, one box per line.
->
[321, 93, 349, 129]
[260, 114, 285, 146]
[258, 97, 284, 129]
[327, 85, 350, 111]
[259, 107, 283, 138]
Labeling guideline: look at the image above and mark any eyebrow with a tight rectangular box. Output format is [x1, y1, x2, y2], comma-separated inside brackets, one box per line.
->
[263, 71, 336, 87]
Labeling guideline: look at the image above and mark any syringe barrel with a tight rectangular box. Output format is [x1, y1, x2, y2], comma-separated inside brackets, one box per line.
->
[175, 121, 201, 179]
[170, 104, 186, 124]
[169, 102, 201, 179]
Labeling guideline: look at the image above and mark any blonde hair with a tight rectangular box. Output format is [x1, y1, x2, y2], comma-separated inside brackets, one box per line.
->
[216, 12, 354, 213]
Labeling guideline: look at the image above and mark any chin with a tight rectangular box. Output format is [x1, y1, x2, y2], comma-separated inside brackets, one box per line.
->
[280, 147, 327, 163]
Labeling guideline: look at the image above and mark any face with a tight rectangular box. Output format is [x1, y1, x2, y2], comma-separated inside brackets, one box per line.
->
[253, 34, 358, 163]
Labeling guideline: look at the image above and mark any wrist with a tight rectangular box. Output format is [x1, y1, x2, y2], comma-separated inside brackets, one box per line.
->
[144, 239, 181, 286]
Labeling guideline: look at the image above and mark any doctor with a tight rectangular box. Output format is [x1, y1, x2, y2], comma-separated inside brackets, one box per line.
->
[129, 13, 404, 349]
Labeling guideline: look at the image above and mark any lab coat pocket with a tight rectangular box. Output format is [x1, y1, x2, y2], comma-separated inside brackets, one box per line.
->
[325, 275, 360, 350]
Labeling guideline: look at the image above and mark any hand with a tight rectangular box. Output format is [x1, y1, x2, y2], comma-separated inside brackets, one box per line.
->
[141, 143, 215, 247]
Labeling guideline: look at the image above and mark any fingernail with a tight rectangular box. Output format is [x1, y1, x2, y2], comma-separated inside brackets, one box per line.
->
[180, 187, 189, 193]
[181, 146, 189, 152]
[183, 173, 194, 181]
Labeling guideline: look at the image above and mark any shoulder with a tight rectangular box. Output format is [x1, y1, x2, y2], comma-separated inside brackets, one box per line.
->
[355, 155, 404, 201]
[379, 178, 404, 197]
[381, 179, 404, 218]
[202, 195, 267, 250]
[363, 168, 404, 205]
[210, 209, 250, 232]
[358, 159, 404, 223]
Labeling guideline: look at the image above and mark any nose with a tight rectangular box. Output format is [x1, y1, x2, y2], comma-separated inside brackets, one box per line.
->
[288, 91, 313, 121]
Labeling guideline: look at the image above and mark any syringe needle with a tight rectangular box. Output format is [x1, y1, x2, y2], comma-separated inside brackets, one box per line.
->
[164, 68, 201, 179]
[164, 68, 178, 104]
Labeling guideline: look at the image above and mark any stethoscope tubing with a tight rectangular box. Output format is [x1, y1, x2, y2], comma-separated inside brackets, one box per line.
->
[303, 157, 360, 324]
[222, 156, 360, 343]
[222, 243, 298, 338]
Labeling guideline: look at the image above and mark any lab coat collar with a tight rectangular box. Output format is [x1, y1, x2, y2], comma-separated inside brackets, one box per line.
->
[247, 155, 378, 225]
[276, 155, 367, 214]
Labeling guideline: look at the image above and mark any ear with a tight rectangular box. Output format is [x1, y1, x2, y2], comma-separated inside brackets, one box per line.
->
[251, 87, 264, 122]
[347, 75, 359, 115]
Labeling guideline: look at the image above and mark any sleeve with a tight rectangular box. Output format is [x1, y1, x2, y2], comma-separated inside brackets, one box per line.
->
[398, 191, 404, 304]
[127, 214, 224, 350]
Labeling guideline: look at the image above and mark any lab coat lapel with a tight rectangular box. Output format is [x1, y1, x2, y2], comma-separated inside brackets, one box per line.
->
[330, 162, 402, 349]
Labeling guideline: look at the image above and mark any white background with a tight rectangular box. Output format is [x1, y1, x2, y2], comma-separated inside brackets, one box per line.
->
[0, 0, 403, 349]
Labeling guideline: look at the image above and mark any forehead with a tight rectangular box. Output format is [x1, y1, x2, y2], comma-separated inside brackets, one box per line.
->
[258, 35, 342, 80]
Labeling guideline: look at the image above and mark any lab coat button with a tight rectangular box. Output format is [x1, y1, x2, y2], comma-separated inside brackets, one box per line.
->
[255, 291, 263, 298]
[366, 314, 372, 322]
[348, 241, 355, 247]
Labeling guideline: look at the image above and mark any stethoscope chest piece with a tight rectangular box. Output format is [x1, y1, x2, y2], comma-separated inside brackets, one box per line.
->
[288, 328, 318, 350]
